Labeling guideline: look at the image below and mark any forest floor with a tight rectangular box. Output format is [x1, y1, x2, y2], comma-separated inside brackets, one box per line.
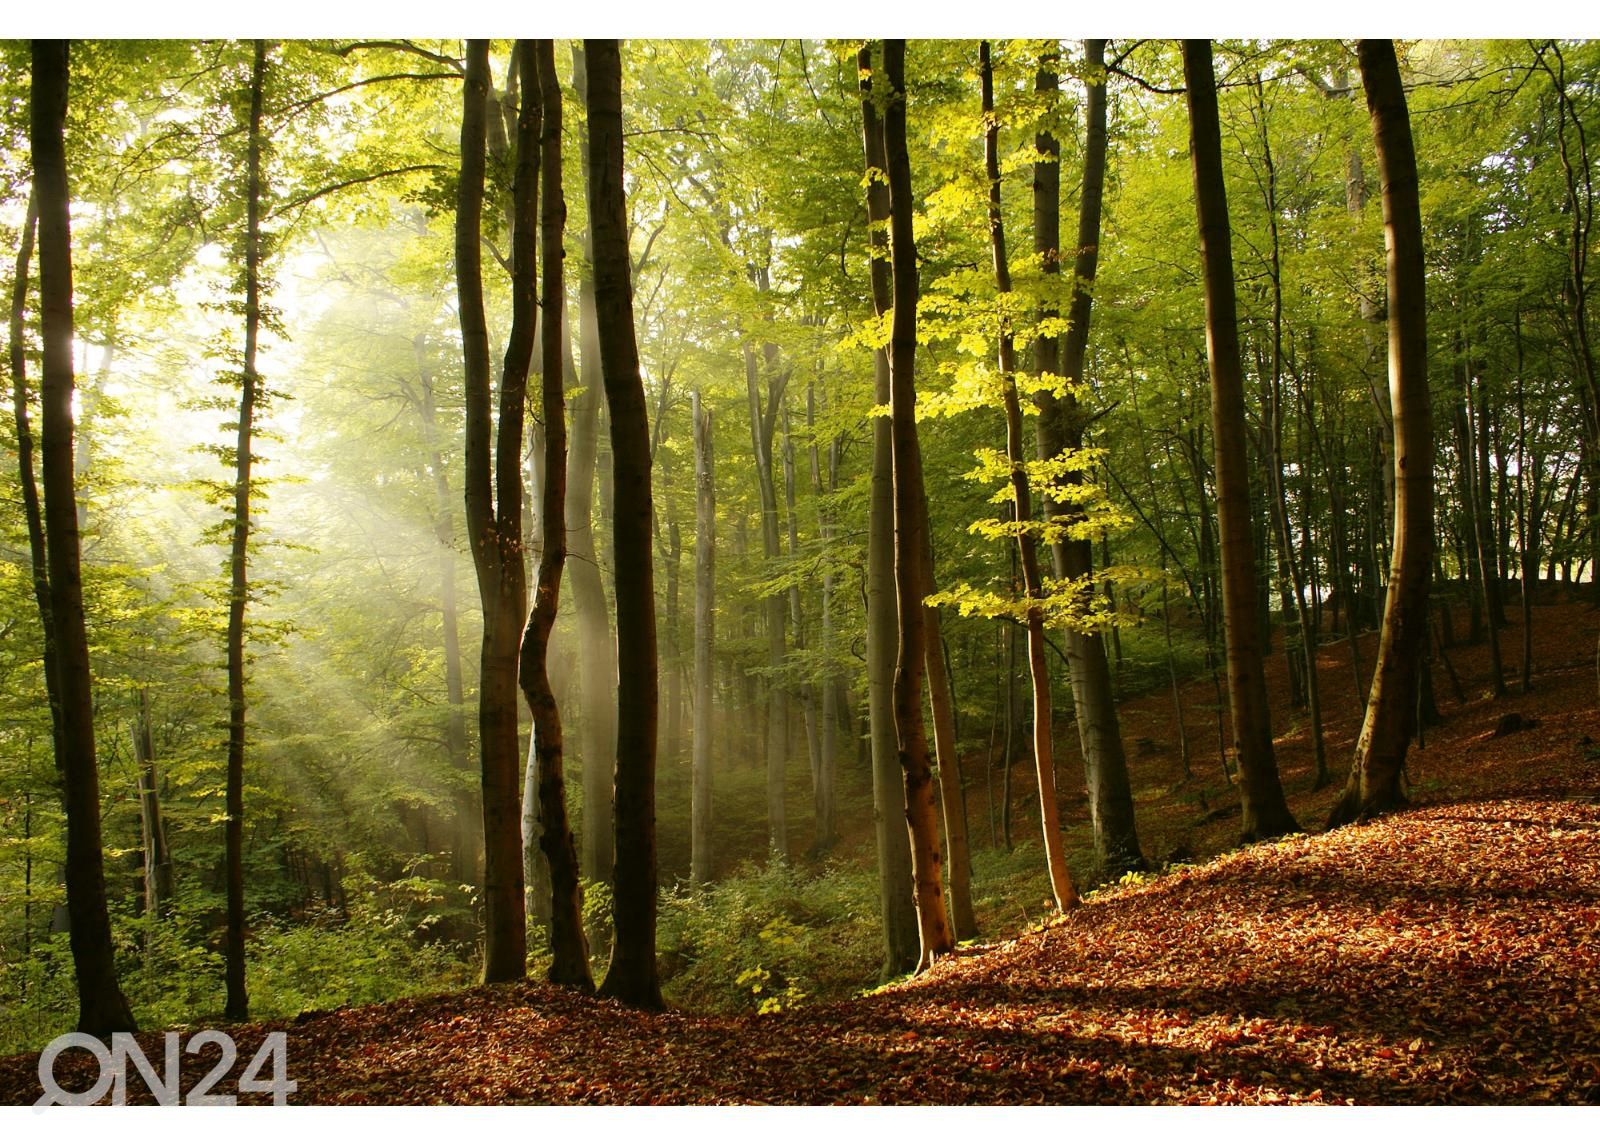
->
[5, 594, 1600, 1104]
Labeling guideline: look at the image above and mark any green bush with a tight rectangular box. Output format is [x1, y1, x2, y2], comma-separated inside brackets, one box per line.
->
[657, 859, 881, 1013]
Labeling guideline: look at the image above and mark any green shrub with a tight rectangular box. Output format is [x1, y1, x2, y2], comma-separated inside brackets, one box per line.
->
[656, 859, 880, 1013]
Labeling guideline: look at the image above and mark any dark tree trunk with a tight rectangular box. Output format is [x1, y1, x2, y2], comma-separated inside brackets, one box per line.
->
[586, 39, 663, 1010]
[221, 39, 269, 1023]
[457, 39, 529, 984]
[1328, 39, 1433, 828]
[9, 191, 63, 763]
[516, 40, 590, 990]
[1033, 40, 1145, 878]
[1183, 39, 1299, 842]
[882, 39, 955, 970]
[858, 41, 920, 978]
[569, 43, 617, 889]
[31, 38, 136, 1037]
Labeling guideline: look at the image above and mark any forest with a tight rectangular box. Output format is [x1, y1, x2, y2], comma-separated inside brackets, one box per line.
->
[1, 35, 1599, 1106]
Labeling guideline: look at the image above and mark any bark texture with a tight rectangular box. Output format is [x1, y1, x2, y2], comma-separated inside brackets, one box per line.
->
[516, 39, 591, 988]
[457, 39, 530, 983]
[882, 38, 955, 971]
[858, 42, 920, 978]
[31, 37, 137, 1036]
[1328, 40, 1434, 828]
[586, 39, 663, 1010]
[1183, 39, 1300, 843]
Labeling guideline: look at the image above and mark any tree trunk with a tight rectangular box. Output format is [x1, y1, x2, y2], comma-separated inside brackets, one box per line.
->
[808, 380, 840, 856]
[747, 341, 790, 858]
[220, 39, 269, 1023]
[858, 41, 920, 978]
[1183, 39, 1300, 842]
[9, 190, 64, 765]
[514, 40, 591, 990]
[882, 39, 955, 970]
[415, 337, 477, 884]
[983, 42, 1080, 913]
[586, 39, 663, 1010]
[457, 39, 529, 984]
[919, 542, 975, 936]
[1252, 83, 1329, 789]
[132, 689, 173, 918]
[1033, 40, 1145, 878]
[31, 38, 136, 1037]
[780, 402, 824, 854]
[569, 42, 617, 889]
[691, 388, 715, 885]
[1328, 39, 1433, 828]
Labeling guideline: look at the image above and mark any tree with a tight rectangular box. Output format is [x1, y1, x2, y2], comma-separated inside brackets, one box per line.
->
[882, 38, 955, 971]
[1182, 38, 1300, 842]
[516, 39, 590, 989]
[30, 36, 137, 1037]
[1327, 39, 1432, 827]
[1033, 39, 1147, 879]
[456, 38, 530, 983]
[220, 37, 269, 1024]
[857, 40, 920, 979]
[586, 38, 663, 1010]
[691, 387, 715, 886]
[980, 40, 1080, 913]
[568, 42, 619, 889]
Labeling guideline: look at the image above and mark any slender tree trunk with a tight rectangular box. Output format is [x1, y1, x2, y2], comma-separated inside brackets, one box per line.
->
[983, 42, 1080, 912]
[1253, 86, 1329, 789]
[859, 42, 920, 978]
[457, 39, 530, 984]
[31, 38, 136, 1037]
[514, 40, 591, 990]
[747, 342, 790, 858]
[1462, 341, 1506, 696]
[569, 43, 617, 889]
[1183, 39, 1299, 842]
[881, 39, 955, 970]
[1033, 40, 1145, 878]
[132, 689, 173, 917]
[919, 531, 975, 934]
[415, 338, 476, 883]
[691, 388, 715, 885]
[780, 403, 824, 853]
[220, 39, 269, 1023]
[1328, 40, 1433, 828]
[9, 190, 64, 766]
[586, 39, 663, 1010]
[808, 381, 840, 855]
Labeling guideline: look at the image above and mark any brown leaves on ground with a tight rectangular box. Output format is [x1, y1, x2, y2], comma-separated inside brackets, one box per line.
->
[5, 598, 1598, 1105]
[7, 791, 1599, 1104]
